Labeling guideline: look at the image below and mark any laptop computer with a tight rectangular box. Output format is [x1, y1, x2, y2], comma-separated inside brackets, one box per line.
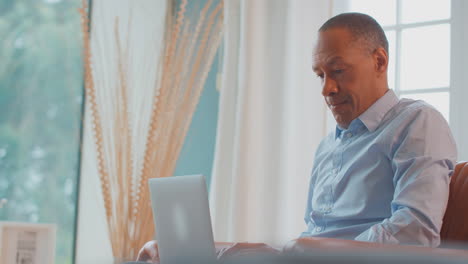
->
[148, 175, 217, 263]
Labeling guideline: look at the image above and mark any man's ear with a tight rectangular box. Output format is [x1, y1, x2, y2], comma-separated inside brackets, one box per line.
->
[373, 47, 388, 74]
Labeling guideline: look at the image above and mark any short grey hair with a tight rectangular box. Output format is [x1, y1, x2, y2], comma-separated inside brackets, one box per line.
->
[319, 12, 389, 55]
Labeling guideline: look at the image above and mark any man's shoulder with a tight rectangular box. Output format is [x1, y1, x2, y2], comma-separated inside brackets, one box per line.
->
[396, 98, 442, 116]
[390, 98, 457, 162]
[323, 130, 336, 143]
[314, 130, 336, 155]
[386, 98, 454, 154]
[390, 97, 446, 125]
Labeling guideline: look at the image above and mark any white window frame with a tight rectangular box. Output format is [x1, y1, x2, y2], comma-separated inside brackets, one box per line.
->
[333, 0, 468, 160]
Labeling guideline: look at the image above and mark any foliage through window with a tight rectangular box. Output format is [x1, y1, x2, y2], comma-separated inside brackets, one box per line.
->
[0, 0, 84, 263]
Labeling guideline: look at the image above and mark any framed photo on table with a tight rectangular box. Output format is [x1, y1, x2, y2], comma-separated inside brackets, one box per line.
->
[0, 222, 56, 264]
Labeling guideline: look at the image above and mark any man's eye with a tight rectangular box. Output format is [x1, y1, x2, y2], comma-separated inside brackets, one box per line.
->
[333, 69, 344, 74]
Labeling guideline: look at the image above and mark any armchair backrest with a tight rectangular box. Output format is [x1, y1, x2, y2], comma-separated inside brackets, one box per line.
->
[441, 161, 468, 242]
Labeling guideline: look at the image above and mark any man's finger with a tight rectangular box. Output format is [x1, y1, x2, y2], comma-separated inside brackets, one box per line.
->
[136, 249, 151, 262]
[137, 241, 159, 263]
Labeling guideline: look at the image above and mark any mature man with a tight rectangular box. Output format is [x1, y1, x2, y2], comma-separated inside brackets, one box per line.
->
[137, 13, 457, 262]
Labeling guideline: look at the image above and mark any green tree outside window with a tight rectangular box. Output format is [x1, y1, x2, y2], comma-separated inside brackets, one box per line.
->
[0, 0, 84, 263]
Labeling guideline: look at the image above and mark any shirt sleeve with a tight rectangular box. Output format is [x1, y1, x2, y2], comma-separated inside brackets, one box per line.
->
[355, 106, 457, 247]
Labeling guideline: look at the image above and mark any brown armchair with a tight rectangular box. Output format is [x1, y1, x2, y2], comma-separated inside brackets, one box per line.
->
[441, 161, 468, 242]
[286, 161, 468, 258]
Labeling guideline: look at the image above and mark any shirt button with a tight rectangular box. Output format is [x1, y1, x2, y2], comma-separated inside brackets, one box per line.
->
[332, 168, 338, 174]
[346, 132, 353, 138]
[315, 227, 323, 232]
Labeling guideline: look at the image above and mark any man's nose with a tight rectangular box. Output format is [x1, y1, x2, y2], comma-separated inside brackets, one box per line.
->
[322, 76, 338, 97]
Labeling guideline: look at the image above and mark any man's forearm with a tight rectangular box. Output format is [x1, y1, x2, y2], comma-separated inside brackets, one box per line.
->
[354, 206, 440, 247]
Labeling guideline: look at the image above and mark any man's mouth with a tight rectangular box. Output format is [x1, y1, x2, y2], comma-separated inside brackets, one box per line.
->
[328, 100, 348, 111]
[329, 101, 346, 107]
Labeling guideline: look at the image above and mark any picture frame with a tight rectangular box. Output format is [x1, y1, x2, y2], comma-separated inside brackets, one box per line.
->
[0, 222, 56, 264]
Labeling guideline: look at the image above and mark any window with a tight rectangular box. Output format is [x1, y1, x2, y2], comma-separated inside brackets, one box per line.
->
[0, 0, 84, 263]
[334, 0, 468, 160]
[336, 0, 452, 121]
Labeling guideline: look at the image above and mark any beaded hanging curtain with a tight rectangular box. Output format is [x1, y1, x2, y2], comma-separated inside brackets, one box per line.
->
[79, 0, 224, 260]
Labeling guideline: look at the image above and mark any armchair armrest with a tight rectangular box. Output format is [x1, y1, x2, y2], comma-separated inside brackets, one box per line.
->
[216, 242, 236, 247]
[284, 237, 468, 259]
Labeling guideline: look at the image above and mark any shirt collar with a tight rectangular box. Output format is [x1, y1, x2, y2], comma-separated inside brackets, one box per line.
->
[358, 89, 399, 132]
[335, 89, 399, 139]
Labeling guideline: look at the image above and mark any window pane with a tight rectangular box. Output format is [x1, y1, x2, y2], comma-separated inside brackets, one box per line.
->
[0, 0, 83, 263]
[349, 0, 397, 27]
[400, 24, 450, 91]
[385, 30, 396, 89]
[403, 92, 450, 122]
[401, 0, 451, 24]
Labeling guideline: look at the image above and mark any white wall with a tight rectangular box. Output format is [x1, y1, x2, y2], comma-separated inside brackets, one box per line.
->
[450, 0, 468, 161]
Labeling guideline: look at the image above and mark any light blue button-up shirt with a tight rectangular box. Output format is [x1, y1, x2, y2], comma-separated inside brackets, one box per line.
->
[302, 90, 457, 247]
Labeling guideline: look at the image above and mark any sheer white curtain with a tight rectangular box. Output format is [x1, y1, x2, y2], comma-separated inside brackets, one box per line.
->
[210, 0, 332, 246]
[76, 0, 168, 263]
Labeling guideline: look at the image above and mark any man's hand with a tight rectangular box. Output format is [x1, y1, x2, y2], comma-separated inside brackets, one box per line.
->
[283, 237, 387, 254]
[136, 240, 159, 263]
[218, 242, 280, 260]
